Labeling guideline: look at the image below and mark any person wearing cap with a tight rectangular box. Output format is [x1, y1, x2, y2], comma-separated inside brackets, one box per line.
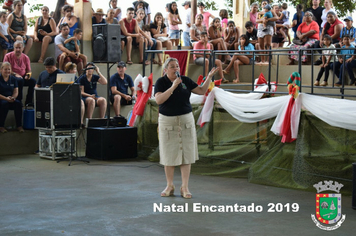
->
[36, 57, 65, 88]
[337, 17, 356, 47]
[57, 5, 78, 36]
[182, 1, 191, 47]
[92, 8, 106, 25]
[109, 61, 135, 117]
[197, 2, 215, 27]
[79, 62, 107, 119]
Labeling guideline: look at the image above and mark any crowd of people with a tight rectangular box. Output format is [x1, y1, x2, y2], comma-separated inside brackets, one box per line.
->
[1, 0, 356, 132]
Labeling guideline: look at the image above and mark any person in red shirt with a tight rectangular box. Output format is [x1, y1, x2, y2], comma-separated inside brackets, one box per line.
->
[193, 31, 226, 83]
[119, 7, 151, 65]
[3, 40, 35, 105]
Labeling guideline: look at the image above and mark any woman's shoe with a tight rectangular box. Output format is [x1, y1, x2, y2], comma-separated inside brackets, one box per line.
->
[320, 81, 328, 86]
[17, 127, 24, 133]
[161, 185, 175, 197]
[314, 80, 320, 86]
[0, 127, 7, 133]
[180, 187, 192, 199]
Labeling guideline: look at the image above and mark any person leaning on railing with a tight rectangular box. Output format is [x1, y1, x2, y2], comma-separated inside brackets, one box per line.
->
[288, 11, 319, 65]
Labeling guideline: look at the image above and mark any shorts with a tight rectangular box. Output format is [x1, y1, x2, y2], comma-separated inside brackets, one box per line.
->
[169, 29, 180, 39]
[257, 24, 274, 38]
[82, 96, 99, 105]
[57, 54, 83, 65]
[272, 36, 284, 44]
[38, 34, 55, 44]
[0, 35, 13, 50]
[110, 94, 133, 105]
[121, 36, 127, 45]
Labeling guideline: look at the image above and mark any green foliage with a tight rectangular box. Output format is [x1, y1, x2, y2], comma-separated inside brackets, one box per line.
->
[225, 0, 233, 18]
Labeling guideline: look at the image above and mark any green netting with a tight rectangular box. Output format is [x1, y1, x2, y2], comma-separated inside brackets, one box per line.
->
[136, 100, 356, 195]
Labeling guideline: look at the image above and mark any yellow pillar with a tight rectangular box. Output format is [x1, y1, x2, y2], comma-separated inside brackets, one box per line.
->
[74, 0, 93, 62]
[233, 0, 250, 33]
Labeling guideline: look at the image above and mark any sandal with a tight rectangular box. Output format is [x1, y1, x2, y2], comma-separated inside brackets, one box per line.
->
[180, 187, 192, 199]
[152, 59, 159, 64]
[232, 79, 240, 83]
[223, 70, 230, 75]
[126, 60, 133, 65]
[161, 185, 175, 197]
[38, 58, 44, 63]
[139, 60, 150, 65]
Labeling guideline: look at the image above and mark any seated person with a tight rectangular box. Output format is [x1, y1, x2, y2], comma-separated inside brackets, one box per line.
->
[33, 6, 58, 63]
[7, 0, 33, 55]
[3, 40, 36, 106]
[2, 0, 26, 13]
[110, 61, 136, 117]
[92, 8, 106, 25]
[61, 28, 87, 70]
[245, 21, 260, 49]
[57, 5, 78, 36]
[0, 11, 14, 61]
[119, 7, 147, 65]
[335, 16, 356, 47]
[55, 23, 83, 74]
[193, 31, 227, 83]
[0, 61, 23, 133]
[36, 57, 65, 88]
[331, 35, 356, 86]
[79, 62, 107, 119]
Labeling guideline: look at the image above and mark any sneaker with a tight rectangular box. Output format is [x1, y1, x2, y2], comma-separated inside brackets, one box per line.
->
[314, 59, 322, 65]
[314, 80, 320, 86]
[320, 81, 328, 86]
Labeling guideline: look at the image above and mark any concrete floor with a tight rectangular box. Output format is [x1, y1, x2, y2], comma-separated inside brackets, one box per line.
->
[0, 154, 355, 236]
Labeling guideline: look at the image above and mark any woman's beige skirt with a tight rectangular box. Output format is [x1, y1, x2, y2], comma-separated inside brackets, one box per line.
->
[158, 112, 199, 166]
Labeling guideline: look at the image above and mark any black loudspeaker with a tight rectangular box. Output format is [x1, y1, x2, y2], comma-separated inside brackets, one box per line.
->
[35, 84, 81, 129]
[92, 24, 121, 62]
[353, 163, 356, 209]
[86, 127, 137, 160]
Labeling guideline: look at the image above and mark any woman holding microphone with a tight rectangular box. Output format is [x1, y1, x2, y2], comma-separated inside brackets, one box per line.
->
[154, 58, 218, 199]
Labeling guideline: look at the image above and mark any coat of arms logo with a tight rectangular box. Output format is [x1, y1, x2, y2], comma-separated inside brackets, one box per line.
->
[311, 180, 346, 231]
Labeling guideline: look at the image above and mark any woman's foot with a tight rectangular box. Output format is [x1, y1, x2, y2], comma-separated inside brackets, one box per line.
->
[158, 61, 163, 66]
[222, 78, 229, 83]
[223, 69, 230, 75]
[126, 60, 133, 65]
[17, 127, 24, 133]
[180, 187, 192, 199]
[232, 79, 240, 83]
[0, 127, 7, 133]
[320, 81, 328, 86]
[161, 185, 175, 197]
[314, 80, 320, 86]
[38, 58, 44, 63]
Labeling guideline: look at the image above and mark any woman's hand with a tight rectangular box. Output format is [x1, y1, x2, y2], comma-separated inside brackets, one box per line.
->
[207, 67, 220, 79]
[172, 77, 181, 89]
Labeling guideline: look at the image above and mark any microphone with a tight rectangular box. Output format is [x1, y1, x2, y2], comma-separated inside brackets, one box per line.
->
[175, 71, 182, 88]
[175, 71, 180, 78]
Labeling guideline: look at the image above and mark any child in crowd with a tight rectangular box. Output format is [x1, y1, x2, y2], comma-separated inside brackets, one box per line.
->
[277, 3, 291, 44]
[193, 31, 227, 83]
[224, 20, 239, 50]
[335, 16, 356, 48]
[60, 28, 87, 71]
[331, 35, 356, 86]
[262, 4, 275, 33]
[314, 35, 336, 86]
[223, 34, 255, 83]
[142, 24, 163, 66]
[245, 21, 260, 50]
[0, 11, 13, 60]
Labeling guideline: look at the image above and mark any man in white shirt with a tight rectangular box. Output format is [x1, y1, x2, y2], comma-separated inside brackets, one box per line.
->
[182, 1, 191, 47]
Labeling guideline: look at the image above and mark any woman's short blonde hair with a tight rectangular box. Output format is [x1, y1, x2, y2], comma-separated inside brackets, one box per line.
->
[64, 62, 77, 73]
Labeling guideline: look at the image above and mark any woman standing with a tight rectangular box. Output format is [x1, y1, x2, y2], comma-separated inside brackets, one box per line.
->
[155, 58, 218, 198]
[7, 0, 33, 55]
[291, 4, 304, 38]
[249, 2, 259, 28]
[79, 62, 107, 120]
[34, 6, 57, 63]
[0, 62, 23, 133]
[168, 2, 182, 46]
[320, 0, 335, 30]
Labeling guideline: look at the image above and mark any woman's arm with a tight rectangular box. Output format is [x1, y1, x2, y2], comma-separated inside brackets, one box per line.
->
[33, 18, 39, 40]
[12, 87, 18, 99]
[96, 68, 107, 85]
[330, 24, 343, 40]
[7, 14, 16, 35]
[208, 26, 215, 39]
[155, 79, 180, 105]
[190, 27, 199, 41]
[48, 18, 58, 36]
[191, 67, 219, 95]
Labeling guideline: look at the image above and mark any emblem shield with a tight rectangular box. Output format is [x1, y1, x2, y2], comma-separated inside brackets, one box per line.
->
[315, 193, 342, 225]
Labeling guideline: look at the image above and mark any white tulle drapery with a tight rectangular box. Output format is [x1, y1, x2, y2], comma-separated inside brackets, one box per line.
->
[196, 88, 356, 140]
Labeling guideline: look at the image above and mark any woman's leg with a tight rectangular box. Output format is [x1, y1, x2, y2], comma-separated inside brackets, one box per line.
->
[156, 40, 163, 65]
[23, 37, 33, 55]
[223, 54, 238, 73]
[180, 164, 191, 197]
[96, 97, 107, 118]
[85, 97, 95, 118]
[233, 59, 246, 83]
[163, 41, 173, 50]
[161, 165, 175, 196]
[0, 100, 9, 129]
[264, 35, 272, 64]
[214, 59, 224, 80]
[13, 100, 23, 128]
[39, 36, 52, 62]
[258, 37, 265, 63]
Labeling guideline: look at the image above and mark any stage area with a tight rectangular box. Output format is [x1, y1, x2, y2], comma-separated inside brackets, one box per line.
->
[0, 154, 355, 235]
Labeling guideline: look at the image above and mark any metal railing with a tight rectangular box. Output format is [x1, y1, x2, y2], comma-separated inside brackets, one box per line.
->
[144, 47, 356, 99]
